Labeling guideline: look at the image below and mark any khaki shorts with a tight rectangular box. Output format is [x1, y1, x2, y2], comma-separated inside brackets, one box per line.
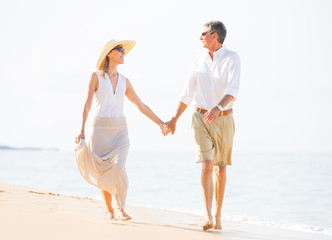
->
[192, 111, 235, 166]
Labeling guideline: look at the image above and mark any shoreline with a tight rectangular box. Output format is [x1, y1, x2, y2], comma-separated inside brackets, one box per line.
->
[128, 204, 332, 237]
[1, 182, 331, 240]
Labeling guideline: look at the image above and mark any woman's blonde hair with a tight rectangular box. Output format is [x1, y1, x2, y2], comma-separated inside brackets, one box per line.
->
[99, 54, 110, 77]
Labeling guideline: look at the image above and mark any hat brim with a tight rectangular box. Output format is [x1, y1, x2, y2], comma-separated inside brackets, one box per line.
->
[96, 40, 136, 70]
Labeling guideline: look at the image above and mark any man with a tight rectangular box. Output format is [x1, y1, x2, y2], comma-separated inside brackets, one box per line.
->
[162, 20, 240, 231]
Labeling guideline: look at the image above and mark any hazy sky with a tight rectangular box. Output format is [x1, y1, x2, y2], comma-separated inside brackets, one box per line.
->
[0, 0, 331, 153]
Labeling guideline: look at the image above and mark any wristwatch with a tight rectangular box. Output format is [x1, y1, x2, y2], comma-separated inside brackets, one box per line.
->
[216, 104, 223, 111]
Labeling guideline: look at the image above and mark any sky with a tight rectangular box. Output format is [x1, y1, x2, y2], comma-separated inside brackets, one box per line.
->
[0, 0, 331, 153]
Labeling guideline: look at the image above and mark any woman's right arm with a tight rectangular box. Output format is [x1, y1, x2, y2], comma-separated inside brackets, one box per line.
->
[75, 73, 98, 144]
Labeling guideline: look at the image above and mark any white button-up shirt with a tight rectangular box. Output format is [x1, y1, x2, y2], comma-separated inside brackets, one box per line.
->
[180, 46, 240, 110]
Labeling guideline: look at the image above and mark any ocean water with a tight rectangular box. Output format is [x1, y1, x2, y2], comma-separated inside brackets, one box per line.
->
[0, 149, 331, 236]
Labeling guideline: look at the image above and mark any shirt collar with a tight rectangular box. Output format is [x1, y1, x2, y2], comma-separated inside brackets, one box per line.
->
[204, 45, 226, 59]
[214, 46, 226, 57]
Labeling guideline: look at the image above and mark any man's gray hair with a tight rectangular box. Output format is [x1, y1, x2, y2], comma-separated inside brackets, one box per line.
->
[204, 21, 227, 44]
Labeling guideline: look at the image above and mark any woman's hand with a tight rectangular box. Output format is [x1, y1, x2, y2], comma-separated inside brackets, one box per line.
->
[75, 132, 85, 144]
[161, 119, 176, 136]
[160, 123, 169, 136]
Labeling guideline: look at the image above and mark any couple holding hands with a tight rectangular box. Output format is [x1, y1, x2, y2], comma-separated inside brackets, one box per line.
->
[75, 20, 240, 231]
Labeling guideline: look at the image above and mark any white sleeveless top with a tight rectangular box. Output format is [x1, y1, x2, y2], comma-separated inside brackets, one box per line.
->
[93, 72, 126, 118]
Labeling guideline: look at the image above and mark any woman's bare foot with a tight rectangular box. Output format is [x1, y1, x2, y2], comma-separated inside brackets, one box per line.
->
[202, 217, 214, 231]
[106, 211, 116, 220]
[119, 208, 132, 221]
[213, 217, 222, 230]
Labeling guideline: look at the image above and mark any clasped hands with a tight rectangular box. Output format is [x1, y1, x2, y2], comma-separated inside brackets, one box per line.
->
[160, 118, 176, 136]
[159, 106, 221, 136]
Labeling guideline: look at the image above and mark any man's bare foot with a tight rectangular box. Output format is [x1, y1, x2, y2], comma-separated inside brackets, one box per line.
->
[213, 217, 222, 230]
[106, 211, 116, 220]
[119, 208, 132, 221]
[203, 217, 214, 231]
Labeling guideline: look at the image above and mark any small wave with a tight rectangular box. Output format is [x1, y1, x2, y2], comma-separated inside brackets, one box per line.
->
[128, 205, 332, 236]
[221, 214, 332, 236]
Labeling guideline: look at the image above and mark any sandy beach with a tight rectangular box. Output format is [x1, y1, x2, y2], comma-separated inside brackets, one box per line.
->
[1, 182, 330, 240]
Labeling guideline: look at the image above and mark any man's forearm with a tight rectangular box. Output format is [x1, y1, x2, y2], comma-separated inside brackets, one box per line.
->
[172, 101, 188, 122]
[218, 95, 235, 109]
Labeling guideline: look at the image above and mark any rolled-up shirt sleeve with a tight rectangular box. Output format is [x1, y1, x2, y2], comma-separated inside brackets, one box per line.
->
[179, 62, 197, 106]
[224, 53, 241, 99]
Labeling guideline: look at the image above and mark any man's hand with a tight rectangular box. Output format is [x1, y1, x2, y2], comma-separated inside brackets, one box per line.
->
[161, 118, 177, 136]
[160, 123, 172, 136]
[204, 107, 220, 124]
[160, 123, 169, 136]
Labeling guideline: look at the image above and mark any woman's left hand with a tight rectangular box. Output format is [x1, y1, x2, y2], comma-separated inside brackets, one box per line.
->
[75, 132, 85, 144]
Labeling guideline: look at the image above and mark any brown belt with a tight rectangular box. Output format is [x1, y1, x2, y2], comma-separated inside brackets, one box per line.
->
[196, 107, 233, 117]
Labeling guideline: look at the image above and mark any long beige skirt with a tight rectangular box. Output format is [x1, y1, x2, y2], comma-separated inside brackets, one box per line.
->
[74, 117, 130, 208]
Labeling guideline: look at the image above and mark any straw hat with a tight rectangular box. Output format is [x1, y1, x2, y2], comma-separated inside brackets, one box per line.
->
[96, 39, 136, 70]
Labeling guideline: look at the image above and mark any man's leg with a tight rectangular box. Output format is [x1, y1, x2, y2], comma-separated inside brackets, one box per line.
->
[214, 165, 227, 229]
[201, 160, 214, 230]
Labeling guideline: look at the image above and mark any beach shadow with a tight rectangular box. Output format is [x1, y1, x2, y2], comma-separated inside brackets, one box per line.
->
[106, 219, 271, 240]
[107, 218, 251, 237]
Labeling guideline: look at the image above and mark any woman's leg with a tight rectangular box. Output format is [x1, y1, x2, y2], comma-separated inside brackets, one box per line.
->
[115, 185, 132, 221]
[118, 208, 132, 221]
[101, 190, 115, 219]
[115, 183, 132, 221]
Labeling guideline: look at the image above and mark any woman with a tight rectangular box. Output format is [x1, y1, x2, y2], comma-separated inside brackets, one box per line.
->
[75, 39, 164, 221]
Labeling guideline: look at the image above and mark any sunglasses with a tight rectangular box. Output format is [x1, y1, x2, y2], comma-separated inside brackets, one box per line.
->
[113, 46, 125, 53]
[201, 31, 214, 37]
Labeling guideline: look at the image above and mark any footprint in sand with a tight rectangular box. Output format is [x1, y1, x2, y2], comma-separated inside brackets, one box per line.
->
[48, 192, 60, 196]
[0, 190, 8, 202]
[28, 191, 61, 197]
[28, 190, 46, 195]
